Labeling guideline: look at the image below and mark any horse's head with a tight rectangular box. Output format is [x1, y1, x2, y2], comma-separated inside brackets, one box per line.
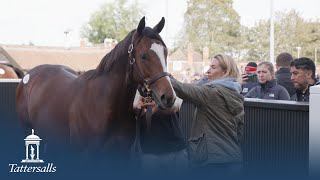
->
[129, 17, 176, 109]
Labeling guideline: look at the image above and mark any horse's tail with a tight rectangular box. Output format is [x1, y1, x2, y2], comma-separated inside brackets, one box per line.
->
[12, 66, 25, 78]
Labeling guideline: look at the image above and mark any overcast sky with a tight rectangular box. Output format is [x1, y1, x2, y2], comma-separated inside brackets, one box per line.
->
[0, 0, 319, 48]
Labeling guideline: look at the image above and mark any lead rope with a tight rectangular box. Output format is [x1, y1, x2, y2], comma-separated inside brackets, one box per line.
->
[130, 94, 154, 167]
[131, 108, 143, 167]
[142, 96, 153, 132]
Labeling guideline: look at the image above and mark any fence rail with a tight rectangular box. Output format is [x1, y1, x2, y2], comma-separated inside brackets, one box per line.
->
[179, 99, 309, 175]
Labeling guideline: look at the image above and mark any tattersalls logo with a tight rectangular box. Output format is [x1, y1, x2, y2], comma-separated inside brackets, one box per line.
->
[9, 129, 57, 173]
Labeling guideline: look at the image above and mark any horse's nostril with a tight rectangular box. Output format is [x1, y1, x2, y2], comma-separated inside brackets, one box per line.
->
[160, 94, 174, 108]
[160, 94, 166, 103]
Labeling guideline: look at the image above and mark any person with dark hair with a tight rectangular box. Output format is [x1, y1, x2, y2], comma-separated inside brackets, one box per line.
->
[290, 57, 320, 102]
[275, 53, 295, 97]
[245, 61, 290, 100]
[241, 62, 259, 96]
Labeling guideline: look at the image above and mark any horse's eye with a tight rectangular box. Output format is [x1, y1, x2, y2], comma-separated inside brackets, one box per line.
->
[141, 54, 147, 60]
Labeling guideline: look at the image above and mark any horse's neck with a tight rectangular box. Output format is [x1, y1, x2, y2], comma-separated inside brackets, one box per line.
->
[90, 54, 138, 108]
[89, 35, 138, 107]
[108, 56, 138, 102]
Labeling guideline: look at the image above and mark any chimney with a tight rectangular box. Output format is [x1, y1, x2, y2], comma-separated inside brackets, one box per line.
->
[187, 43, 193, 66]
[202, 46, 209, 63]
[104, 38, 112, 48]
[80, 39, 86, 47]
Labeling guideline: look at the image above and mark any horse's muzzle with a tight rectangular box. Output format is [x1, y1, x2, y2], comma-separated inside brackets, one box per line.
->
[156, 93, 175, 109]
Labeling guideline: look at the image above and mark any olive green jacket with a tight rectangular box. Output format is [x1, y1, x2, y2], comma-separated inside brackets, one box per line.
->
[171, 77, 245, 166]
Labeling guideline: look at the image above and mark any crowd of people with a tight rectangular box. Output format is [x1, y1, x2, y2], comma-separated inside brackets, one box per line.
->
[241, 53, 319, 102]
[186, 52, 320, 103]
[132, 52, 319, 177]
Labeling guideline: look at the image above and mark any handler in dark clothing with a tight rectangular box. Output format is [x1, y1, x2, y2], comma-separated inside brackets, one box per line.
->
[290, 57, 320, 102]
[133, 94, 188, 173]
[275, 52, 295, 97]
[245, 61, 290, 100]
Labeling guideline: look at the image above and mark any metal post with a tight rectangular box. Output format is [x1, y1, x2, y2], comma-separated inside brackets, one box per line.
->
[315, 47, 317, 66]
[296, 47, 301, 58]
[270, 0, 275, 63]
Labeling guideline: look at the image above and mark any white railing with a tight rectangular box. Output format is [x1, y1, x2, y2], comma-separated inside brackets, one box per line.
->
[309, 85, 320, 177]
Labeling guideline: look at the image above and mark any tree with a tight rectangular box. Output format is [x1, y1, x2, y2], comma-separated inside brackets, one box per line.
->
[81, 0, 144, 44]
[296, 20, 320, 59]
[242, 20, 270, 61]
[274, 10, 305, 57]
[275, 10, 320, 60]
[179, 0, 241, 57]
[242, 10, 320, 61]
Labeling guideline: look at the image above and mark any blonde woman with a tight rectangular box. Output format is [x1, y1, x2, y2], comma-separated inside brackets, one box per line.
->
[170, 54, 244, 175]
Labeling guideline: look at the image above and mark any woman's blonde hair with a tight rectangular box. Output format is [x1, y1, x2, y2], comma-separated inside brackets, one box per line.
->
[213, 54, 241, 82]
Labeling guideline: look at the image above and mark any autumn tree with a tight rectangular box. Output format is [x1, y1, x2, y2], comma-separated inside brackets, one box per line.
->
[243, 10, 320, 61]
[81, 0, 144, 44]
[242, 20, 270, 61]
[179, 0, 241, 57]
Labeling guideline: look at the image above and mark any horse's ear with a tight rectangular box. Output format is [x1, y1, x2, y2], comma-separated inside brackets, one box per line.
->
[137, 17, 146, 36]
[153, 17, 165, 34]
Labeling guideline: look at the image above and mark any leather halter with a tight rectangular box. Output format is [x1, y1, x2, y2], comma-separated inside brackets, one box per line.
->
[129, 32, 170, 162]
[127, 32, 170, 94]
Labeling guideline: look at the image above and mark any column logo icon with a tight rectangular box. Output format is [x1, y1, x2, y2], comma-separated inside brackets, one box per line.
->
[21, 129, 44, 163]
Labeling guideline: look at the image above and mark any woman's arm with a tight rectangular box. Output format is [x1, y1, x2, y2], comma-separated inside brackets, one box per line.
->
[171, 78, 208, 107]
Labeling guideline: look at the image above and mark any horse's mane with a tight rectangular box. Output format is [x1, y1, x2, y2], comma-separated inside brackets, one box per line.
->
[92, 27, 166, 78]
[93, 30, 134, 77]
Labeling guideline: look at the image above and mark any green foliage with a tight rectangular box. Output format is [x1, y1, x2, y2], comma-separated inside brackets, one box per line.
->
[81, 0, 144, 44]
[243, 10, 320, 61]
[178, 1, 320, 62]
[181, 0, 241, 57]
[242, 20, 270, 61]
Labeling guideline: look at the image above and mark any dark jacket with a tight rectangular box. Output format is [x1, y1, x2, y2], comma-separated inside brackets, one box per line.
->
[171, 77, 244, 166]
[245, 79, 290, 100]
[241, 81, 259, 96]
[276, 68, 296, 97]
[291, 81, 320, 102]
[141, 112, 186, 154]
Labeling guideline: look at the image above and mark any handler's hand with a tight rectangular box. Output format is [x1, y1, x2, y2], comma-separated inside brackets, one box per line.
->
[241, 73, 248, 84]
[139, 97, 158, 115]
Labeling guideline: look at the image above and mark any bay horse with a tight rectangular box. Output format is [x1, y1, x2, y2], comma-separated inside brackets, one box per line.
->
[16, 17, 176, 165]
[0, 63, 24, 78]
